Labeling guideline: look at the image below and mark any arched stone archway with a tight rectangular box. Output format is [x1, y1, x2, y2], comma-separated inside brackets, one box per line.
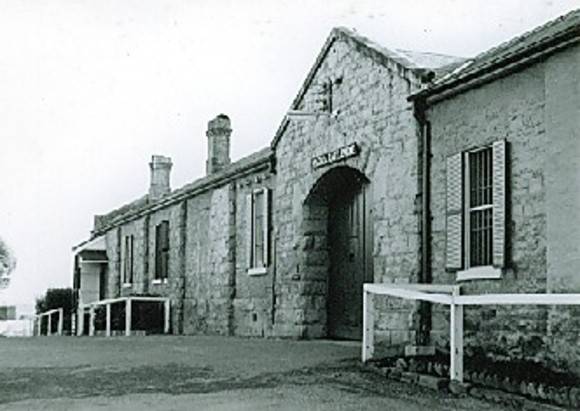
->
[302, 166, 373, 339]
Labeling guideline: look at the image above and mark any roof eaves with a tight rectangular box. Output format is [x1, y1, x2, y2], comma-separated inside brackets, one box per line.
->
[91, 147, 273, 237]
[410, 10, 580, 103]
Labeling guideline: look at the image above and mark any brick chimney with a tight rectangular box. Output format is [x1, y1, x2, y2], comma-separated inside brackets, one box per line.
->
[149, 155, 172, 200]
[206, 114, 231, 174]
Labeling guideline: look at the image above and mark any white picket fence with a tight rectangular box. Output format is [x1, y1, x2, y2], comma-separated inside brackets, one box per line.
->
[362, 283, 580, 382]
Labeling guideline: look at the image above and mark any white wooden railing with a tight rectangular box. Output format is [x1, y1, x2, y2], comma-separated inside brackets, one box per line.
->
[78, 296, 170, 337]
[362, 283, 580, 383]
[35, 308, 64, 336]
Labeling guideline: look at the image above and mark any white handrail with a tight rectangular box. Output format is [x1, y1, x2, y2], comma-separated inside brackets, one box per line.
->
[362, 283, 580, 383]
[78, 296, 170, 337]
[35, 307, 64, 336]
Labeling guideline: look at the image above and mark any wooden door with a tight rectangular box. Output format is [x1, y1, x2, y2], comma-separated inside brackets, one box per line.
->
[327, 182, 372, 340]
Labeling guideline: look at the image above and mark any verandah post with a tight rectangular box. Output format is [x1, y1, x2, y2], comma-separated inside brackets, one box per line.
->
[164, 299, 170, 334]
[105, 303, 111, 337]
[57, 308, 63, 336]
[362, 286, 374, 362]
[77, 307, 84, 336]
[450, 287, 464, 382]
[125, 298, 132, 337]
[47, 312, 52, 336]
[89, 306, 95, 336]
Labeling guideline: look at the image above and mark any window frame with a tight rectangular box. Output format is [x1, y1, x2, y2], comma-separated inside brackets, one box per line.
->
[153, 220, 170, 284]
[457, 145, 502, 281]
[122, 234, 134, 287]
[247, 187, 269, 276]
[464, 147, 494, 269]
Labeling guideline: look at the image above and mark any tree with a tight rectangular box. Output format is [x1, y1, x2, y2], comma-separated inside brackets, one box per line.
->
[35, 288, 76, 314]
[36, 288, 76, 335]
[0, 236, 16, 289]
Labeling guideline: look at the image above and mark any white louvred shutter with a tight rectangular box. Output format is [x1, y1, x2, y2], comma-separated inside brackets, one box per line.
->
[446, 152, 464, 270]
[492, 140, 507, 268]
[262, 188, 270, 267]
[246, 193, 253, 269]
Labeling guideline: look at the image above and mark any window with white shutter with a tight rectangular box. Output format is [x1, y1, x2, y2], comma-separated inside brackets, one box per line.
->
[446, 153, 464, 270]
[466, 147, 493, 267]
[247, 188, 270, 275]
[446, 140, 507, 280]
[491, 140, 507, 268]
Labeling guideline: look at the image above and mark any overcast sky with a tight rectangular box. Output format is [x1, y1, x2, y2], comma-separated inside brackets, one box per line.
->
[1, 0, 578, 307]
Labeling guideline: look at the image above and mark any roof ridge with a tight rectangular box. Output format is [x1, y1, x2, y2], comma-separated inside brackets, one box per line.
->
[472, 8, 580, 63]
[415, 8, 580, 100]
[332, 26, 424, 70]
[395, 48, 466, 61]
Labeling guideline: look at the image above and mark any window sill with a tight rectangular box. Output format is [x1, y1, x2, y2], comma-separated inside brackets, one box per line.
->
[122, 283, 132, 288]
[457, 266, 502, 281]
[152, 279, 168, 285]
[247, 267, 267, 276]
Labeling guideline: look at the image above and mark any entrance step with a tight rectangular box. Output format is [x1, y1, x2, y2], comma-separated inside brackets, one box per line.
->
[405, 345, 436, 357]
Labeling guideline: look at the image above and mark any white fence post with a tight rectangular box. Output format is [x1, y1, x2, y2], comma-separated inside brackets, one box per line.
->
[89, 306, 95, 337]
[450, 287, 464, 382]
[106, 303, 111, 337]
[57, 308, 63, 336]
[362, 286, 374, 362]
[47, 312, 52, 336]
[125, 298, 132, 337]
[361, 283, 580, 384]
[164, 299, 170, 334]
[77, 307, 84, 336]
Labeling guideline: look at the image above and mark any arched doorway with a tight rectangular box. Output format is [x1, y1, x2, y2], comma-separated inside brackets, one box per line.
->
[304, 166, 373, 340]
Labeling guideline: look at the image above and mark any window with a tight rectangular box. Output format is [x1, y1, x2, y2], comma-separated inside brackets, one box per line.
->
[247, 188, 270, 275]
[446, 140, 506, 280]
[466, 147, 493, 267]
[123, 235, 134, 285]
[155, 221, 169, 282]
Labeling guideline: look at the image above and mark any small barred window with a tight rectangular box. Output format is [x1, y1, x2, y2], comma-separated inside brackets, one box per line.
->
[467, 147, 493, 267]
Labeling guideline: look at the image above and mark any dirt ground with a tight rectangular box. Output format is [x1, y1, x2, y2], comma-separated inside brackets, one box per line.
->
[0, 336, 511, 410]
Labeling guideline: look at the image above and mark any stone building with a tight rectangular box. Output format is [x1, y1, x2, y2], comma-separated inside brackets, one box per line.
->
[411, 9, 580, 367]
[73, 11, 580, 367]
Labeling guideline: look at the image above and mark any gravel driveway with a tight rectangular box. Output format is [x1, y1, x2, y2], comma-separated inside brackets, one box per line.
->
[0, 336, 510, 410]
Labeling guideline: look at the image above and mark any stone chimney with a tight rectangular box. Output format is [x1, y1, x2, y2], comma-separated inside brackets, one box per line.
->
[206, 114, 231, 174]
[149, 155, 172, 200]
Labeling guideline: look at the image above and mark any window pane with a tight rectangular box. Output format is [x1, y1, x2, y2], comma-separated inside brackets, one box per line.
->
[470, 208, 493, 266]
[155, 222, 170, 279]
[129, 235, 134, 283]
[468, 147, 493, 267]
[469, 148, 493, 208]
[161, 221, 170, 251]
[253, 191, 264, 267]
[162, 251, 169, 279]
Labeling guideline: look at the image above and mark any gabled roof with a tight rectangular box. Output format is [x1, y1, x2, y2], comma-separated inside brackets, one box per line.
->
[412, 8, 580, 102]
[89, 147, 273, 238]
[270, 27, 465, 149]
